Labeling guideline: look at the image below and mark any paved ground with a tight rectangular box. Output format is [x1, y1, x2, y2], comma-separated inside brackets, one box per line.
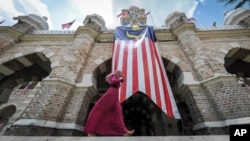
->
[0, 135, 229, 141]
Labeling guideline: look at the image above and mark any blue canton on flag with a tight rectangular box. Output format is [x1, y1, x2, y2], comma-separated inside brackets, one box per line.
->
[62, 19, 75, 29]
[114, 26, 156, 41]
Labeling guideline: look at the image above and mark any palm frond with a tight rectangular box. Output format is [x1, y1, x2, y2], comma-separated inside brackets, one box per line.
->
[218, 0, 250, 9]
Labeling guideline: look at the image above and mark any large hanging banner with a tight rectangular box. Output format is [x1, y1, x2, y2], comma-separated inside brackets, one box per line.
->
[112, 26, 180, 119]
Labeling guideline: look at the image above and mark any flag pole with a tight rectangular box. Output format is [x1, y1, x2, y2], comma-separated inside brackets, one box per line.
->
[149, 10, 155, 27]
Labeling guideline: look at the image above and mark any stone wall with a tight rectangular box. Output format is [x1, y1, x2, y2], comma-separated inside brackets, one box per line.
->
[181, 76, 250, 135]
[204, 78, 250, 120]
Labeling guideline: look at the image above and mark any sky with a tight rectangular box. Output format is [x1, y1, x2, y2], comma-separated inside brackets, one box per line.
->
[0, 0, 248, 30]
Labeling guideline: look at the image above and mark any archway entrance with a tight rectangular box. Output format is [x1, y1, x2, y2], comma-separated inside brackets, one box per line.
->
[0, 52, 51, 104]
[224, 47, 250, 85]
[122, 92, 154, 136]
[0, 52, 51, 134]
[93, 58, 193, 135]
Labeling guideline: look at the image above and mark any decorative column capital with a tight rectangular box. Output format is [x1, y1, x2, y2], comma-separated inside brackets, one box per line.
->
[171, 23, 197, 37]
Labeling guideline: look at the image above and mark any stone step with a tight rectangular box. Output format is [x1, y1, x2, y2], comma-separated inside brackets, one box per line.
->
[0, 135, 229, 141]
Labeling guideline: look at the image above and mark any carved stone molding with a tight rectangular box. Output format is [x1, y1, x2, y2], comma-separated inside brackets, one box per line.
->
[2, 24, 249, 43]
[172, 23, 197, 37]
[155, 32, 176, 41]
[96, 33, 114, 43]
[20, 34, 74, 41]
[13, 14, 49, 30]
[164, 11, 187, 28]
[224, 8, 250, 28]
[83, 14, 106, 31]
[0, 27, 23, 43]
[197, 28, 250, 39]
[19, 26, 99, 41]
[75, 26, 99, 38]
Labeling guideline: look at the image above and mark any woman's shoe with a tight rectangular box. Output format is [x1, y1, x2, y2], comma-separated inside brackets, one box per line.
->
[87, 133, 96, 136]
[124, 129, 134, 136]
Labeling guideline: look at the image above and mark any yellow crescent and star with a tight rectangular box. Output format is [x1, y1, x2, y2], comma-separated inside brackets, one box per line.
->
[126, 25, 144, 39]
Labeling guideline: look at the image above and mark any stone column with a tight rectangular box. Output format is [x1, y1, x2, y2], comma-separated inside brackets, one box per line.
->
[168, 16, 225, 134]
[172, 23, 214, 80]
[12, 14, 49, 33]
[60, 26, 99, 128]
[4, 21, 101, 136]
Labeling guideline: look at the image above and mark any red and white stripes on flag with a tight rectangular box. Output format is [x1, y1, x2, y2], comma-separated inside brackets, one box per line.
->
[61, 19, 75, 29]
[187, 18, 196, 23]
[112, 26, 180, 119]
[17, 82, 32, 95]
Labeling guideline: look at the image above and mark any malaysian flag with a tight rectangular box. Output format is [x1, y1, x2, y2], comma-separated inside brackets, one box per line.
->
[61, 19, 75, 29]
[112, 26, 180, 119]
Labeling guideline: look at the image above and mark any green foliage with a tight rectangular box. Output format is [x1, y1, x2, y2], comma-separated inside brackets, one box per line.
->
[217, 0, 250, 9]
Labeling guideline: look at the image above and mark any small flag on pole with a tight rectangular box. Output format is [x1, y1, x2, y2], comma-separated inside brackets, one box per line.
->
[117, 13, 123, 17]
[0, 20, 5, 24]
[62, 19, 75, 29]
[117, 11, 129, 18]
[144, 12, 150, 17]
[17, 82, 32, 95]
[187, 18, 196, 23]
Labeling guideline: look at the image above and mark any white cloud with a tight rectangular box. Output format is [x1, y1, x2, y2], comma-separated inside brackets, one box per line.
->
[0, 0, 52, 29]
[71, 0, 114, 29]
[0, 0, 24, 24]
[199, 0, 205, 3]
[68, 0, 200, 29]
[0, 0, 200, 30]
[0, 16, 4, 21]
[186, 1, 198, 18]
[17, 0, 53, 29]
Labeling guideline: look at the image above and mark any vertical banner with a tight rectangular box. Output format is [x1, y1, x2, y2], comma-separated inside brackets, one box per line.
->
[112, 26, 180, 119]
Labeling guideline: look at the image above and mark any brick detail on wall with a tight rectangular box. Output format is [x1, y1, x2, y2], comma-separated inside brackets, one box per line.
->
[20, 82, 73, 121]
[204, 80, 250, 119]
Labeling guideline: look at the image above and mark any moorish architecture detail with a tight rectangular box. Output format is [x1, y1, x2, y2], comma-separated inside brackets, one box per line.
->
[0, 6, 250, 136]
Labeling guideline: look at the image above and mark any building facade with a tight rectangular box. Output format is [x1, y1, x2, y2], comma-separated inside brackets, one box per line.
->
[0, 7, 250, 136]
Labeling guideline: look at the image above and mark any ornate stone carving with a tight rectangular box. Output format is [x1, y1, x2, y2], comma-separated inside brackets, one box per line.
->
[224, 7, 250, 28]
[12, 14, 49, 33]
[119, 6, 147, 26]
[164, 11, 187, 29]
[83, 14, 106, 32]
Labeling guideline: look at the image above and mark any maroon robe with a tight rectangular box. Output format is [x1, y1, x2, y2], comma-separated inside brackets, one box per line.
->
[83, 74, 128, 136]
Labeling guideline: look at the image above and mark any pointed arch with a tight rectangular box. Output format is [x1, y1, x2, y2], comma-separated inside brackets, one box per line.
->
[0, 52, 51, 104]
[224, 47, 250, 77]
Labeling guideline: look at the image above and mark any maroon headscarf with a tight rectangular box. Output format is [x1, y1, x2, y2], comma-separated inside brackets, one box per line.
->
[105, 70, 121, 84]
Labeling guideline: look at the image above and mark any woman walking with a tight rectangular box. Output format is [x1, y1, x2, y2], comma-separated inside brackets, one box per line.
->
[83, 70, 134, 136]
